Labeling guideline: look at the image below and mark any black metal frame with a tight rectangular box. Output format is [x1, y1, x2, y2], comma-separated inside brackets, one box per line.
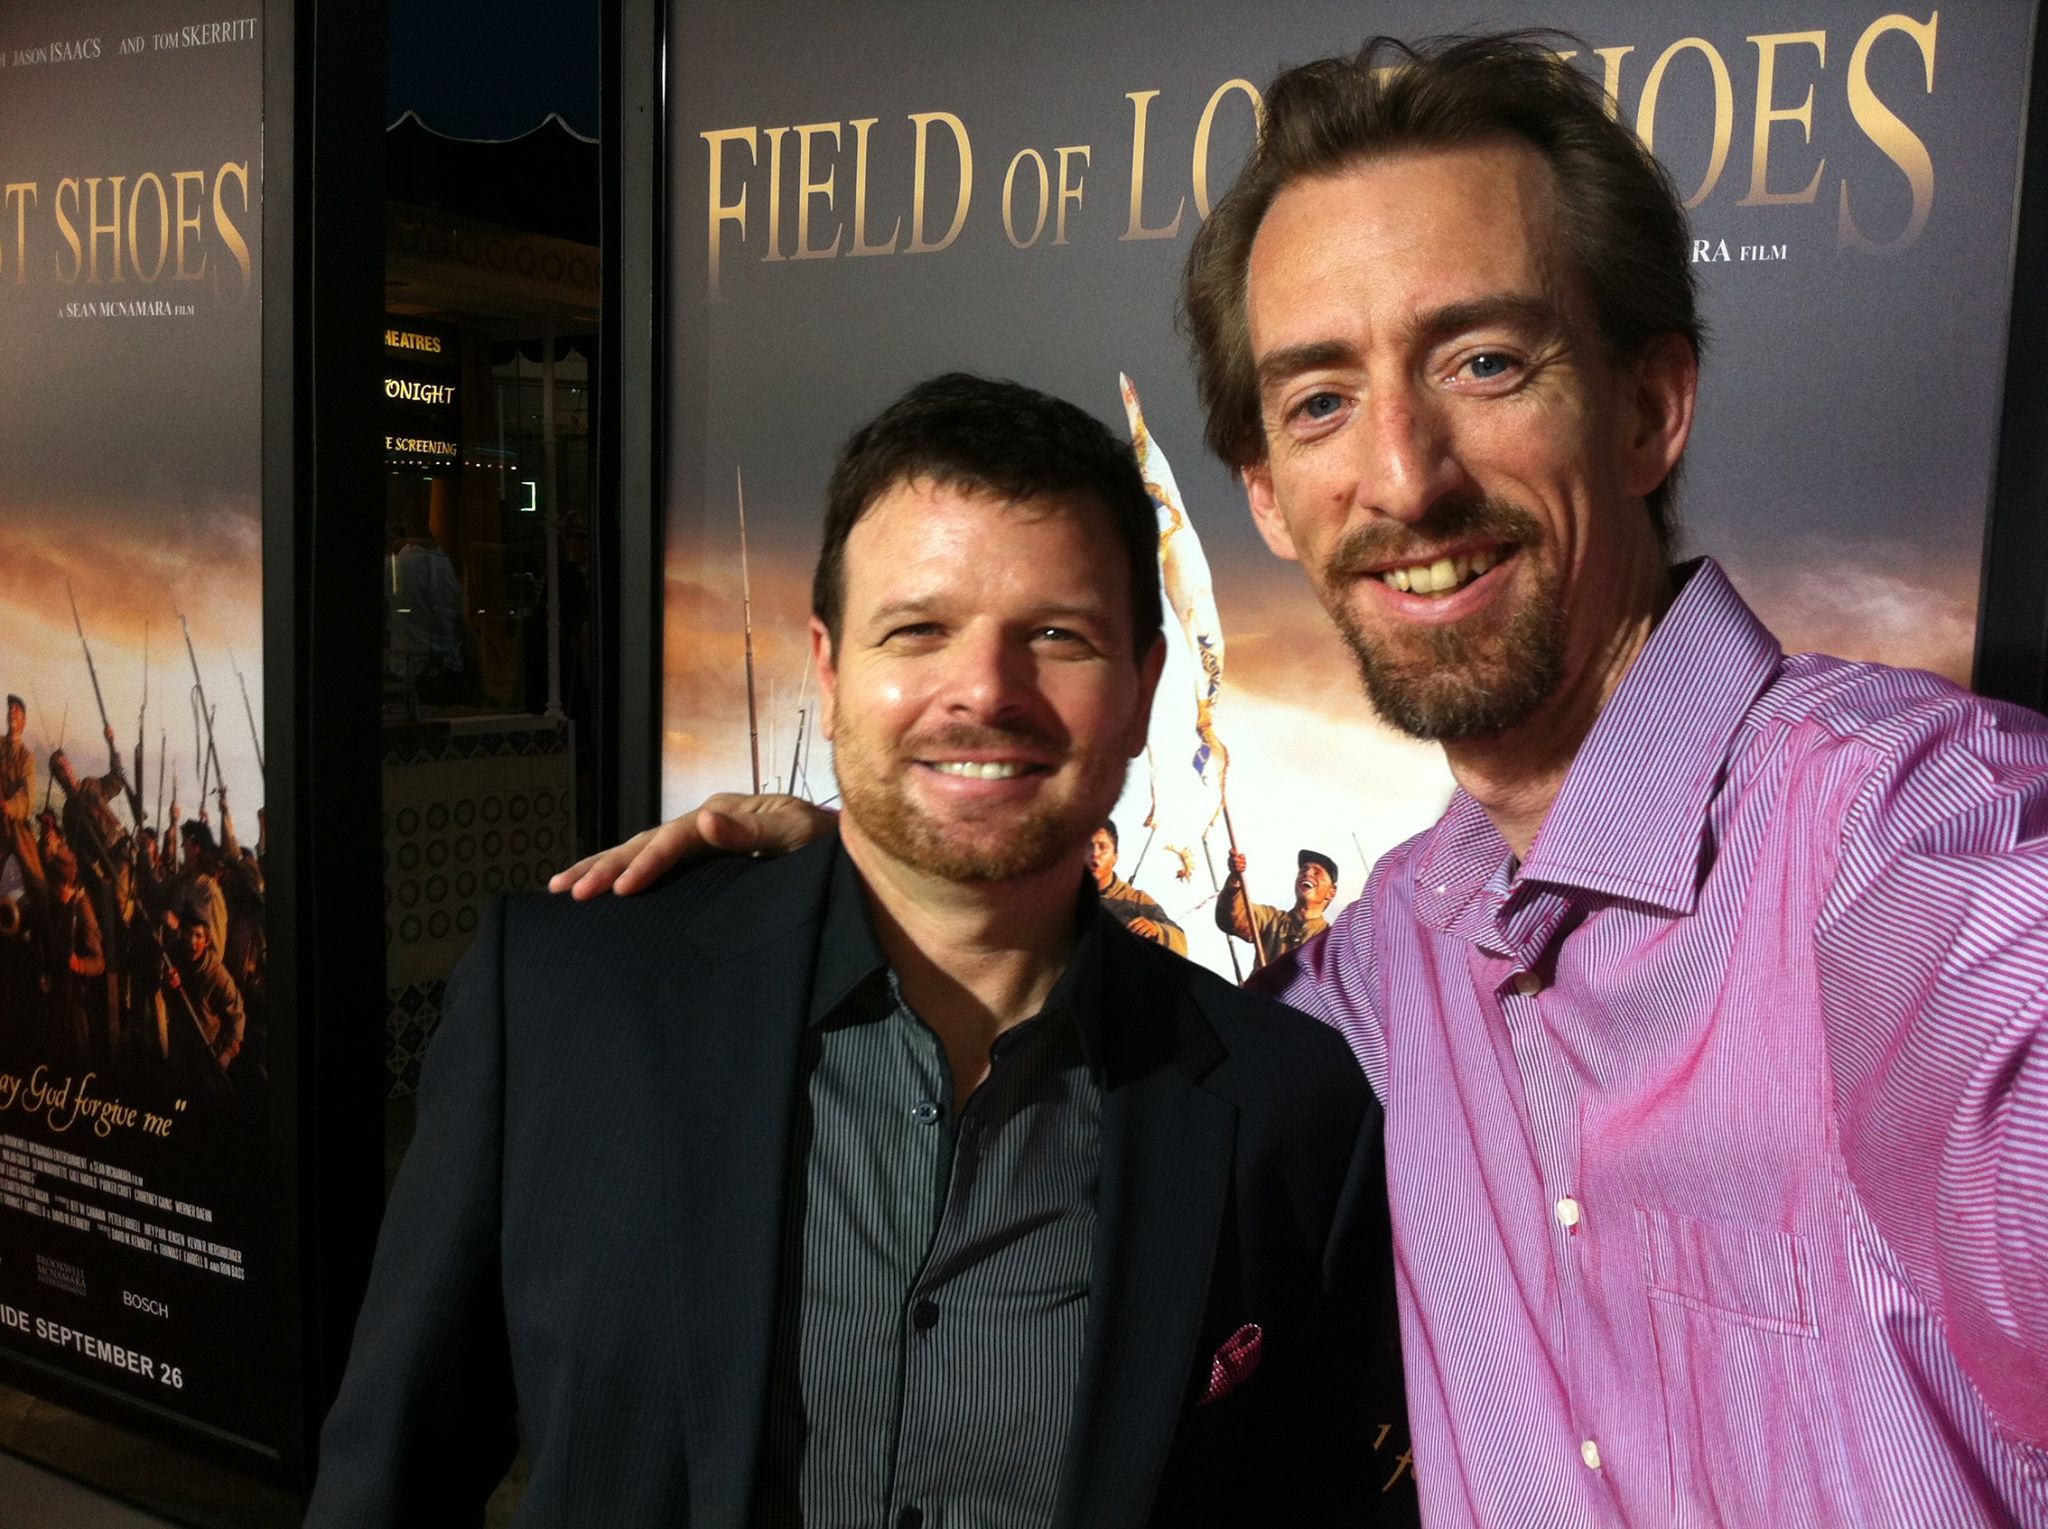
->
[0, 0, 387, 1493]
[271, 0, 387, 1490]
[1975, 2, 2048, 711]
[602, 0, 667, 837]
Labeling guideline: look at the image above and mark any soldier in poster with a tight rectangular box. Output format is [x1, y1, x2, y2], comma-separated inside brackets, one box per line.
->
[44, 845, 106, 1069]
[1, 695, 45, 900]
[1086, 818, 1187, 952]
[163, 899, 245, 1076]
[51, 734, 131, 872]
[1215, 847, 1336, 962]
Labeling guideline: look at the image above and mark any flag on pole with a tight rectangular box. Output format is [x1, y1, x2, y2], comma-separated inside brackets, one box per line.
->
[1121, 373, 1227, 879]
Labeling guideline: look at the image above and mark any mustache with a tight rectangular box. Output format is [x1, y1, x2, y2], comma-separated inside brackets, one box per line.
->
[1321, 497, 1543, 580]
[901, 722, 1069, 759]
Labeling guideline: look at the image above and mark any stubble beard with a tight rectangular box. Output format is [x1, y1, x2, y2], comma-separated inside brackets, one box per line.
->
[834, 722, 1128, 884]
[1317, 498, 1567, 743]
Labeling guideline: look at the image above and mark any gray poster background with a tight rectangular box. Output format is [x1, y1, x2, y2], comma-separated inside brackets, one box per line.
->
[666, 3, 2030, 976]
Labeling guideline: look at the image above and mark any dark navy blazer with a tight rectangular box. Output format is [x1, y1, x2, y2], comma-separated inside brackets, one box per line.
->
[307, 837, 1417, 1526]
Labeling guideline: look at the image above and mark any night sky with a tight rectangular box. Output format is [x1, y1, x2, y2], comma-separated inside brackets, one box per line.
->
[387, 0, 599, 138]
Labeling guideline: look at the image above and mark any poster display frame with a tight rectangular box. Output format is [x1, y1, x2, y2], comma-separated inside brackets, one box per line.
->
[607, 0, 666, 834]
[618, 0, 2048, 800]
[0, 0, 387, 1491]
[1975, 5, 2048, 712]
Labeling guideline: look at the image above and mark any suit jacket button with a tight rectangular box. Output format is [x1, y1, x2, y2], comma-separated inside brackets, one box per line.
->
[896, 1507, 924, 1529]
[913, 1298, 939, 1331]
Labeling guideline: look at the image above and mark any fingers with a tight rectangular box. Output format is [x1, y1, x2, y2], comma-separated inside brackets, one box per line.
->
[688, 795, 836, 857]
[548, 794, 843, 899]
[610, 815, 712, 895]
[549, 826, 661, 899]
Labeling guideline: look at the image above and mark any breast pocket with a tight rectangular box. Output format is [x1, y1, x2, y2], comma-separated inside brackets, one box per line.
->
[1635, 1205, 1852, 1529]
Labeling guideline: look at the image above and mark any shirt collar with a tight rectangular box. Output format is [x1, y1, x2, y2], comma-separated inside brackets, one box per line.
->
[1417, 558, 1783, 923]
[807, 836, 891, 1024]
[808, 837, 1109, 1070]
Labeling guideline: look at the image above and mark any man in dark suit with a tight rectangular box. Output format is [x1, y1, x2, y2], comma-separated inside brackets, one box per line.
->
[310, 375, 1414, 1527]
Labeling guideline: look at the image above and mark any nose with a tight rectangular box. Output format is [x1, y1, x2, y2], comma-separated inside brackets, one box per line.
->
[941, 621, 1037, 724]
[1360, 384, 1466, 525]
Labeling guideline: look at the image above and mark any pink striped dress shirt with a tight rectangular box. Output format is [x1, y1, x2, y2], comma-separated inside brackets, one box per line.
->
[1265, 560, 2048, 1527]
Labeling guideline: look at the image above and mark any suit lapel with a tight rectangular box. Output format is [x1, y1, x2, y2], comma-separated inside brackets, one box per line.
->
[1054, 939, 1236, 1529]
[657, 841, 837, 1523]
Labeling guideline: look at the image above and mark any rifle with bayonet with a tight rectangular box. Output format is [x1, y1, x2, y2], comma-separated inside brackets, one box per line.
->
[42, 701, 67, 814]
[228, 647, 263, 779]
[133, 623, 149, 828]
[66, 580, 141, 827]
[182, 614, 226, 818]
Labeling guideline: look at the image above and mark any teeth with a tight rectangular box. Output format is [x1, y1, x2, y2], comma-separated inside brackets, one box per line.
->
[1380, 545, 1505, 596]
[932, 761, 1024, 779]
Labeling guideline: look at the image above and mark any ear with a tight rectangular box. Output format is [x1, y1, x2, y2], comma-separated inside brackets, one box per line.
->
[1619, 332, 1697, 500]
[1241, 461, 1301, 561]
[809, 617, 840, 743]
[1127, 634, 1169, 758]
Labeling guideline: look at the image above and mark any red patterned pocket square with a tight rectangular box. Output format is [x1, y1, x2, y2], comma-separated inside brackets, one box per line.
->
[1199, 1322, 1263, 1406]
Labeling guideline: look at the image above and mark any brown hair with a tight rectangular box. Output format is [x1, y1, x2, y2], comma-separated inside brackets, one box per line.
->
[813, 372, 1163, 654]
[1182, 32, 1702, 548]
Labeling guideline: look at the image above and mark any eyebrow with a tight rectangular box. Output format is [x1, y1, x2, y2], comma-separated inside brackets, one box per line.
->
[1255, 339, 1357, 393]
[863, 598, 1113, 627]
[1407, 293, 1564, 349]
[865, 596, 942, 628]
[1253, 292, 1567, 393]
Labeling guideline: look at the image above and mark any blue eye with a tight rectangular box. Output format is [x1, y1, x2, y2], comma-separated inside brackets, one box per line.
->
[1467, 352, 1514, 379]
[1301, 392, 1344, 419]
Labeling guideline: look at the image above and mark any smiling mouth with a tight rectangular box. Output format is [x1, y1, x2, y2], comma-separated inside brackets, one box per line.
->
[1376, 544, 1508, 596]
[926, 760, 1042, 780]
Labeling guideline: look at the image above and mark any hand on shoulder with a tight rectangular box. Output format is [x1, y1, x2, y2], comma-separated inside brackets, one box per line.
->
[548, 793, 837, 899]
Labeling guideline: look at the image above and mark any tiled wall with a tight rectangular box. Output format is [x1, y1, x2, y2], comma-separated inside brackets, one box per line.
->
[382, 720, 574, 1096]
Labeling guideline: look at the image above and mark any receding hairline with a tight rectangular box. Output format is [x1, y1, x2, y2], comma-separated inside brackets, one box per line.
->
[1242, 141, 1592, 403]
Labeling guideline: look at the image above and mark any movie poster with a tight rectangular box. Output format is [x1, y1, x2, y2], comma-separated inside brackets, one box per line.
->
[665, 3, 2030, 981]
[0, 3, 276, 1445]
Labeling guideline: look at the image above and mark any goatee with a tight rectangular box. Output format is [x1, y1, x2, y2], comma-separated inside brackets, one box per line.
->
[1316, 496, 1565, 742]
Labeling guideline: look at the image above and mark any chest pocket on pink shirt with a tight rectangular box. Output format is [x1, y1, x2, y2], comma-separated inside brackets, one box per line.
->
[1636, 1206, 1853, 1528]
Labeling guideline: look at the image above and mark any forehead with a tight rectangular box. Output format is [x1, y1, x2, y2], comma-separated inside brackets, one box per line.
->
[1247, 140, 1569, 349]
[841, 476, 1129, 613]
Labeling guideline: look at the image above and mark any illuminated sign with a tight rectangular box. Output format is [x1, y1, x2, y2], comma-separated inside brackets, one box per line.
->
[384, 377, 457, 406]
[383, 327, 444, 355]
[384, 434, 458, 459]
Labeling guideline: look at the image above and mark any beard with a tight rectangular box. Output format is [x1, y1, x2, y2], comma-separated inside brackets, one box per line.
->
[833, 719, 1129, 883]
[1315, 496, 1566, 742]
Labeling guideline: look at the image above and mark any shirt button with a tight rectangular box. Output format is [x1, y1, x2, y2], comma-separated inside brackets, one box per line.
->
[912, 1298, 939, 1331]
[1555, 1196, 1583, 1230]
[1581, 1438, 1603, 1471]
[1511, 971, 1543, 997]
[911, 1099, 941, 1125]
[896, 1508, 924, 1529]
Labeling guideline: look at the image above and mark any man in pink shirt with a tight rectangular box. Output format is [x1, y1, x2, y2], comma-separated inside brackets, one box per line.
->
[559, 34, 2048, 1526]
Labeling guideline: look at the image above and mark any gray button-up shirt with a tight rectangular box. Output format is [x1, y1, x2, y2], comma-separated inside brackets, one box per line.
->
[752, 847, 1106, 1529]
